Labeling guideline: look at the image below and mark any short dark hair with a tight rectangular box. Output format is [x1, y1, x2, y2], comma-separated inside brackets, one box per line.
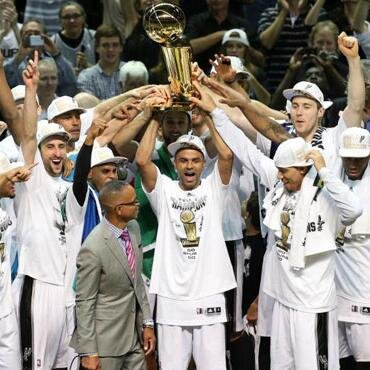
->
[99, 180, 127, 213]
[59, 1, 86, 19]
[95, 24, 123, 47]
[21, 19, 47, 36]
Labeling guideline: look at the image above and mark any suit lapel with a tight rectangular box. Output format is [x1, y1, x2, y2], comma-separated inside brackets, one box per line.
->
[103, 224, 135, 285]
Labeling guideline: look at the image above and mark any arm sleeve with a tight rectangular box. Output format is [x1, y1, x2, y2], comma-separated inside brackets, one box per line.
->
[354, 21, 370, 59]
[211, 107, 278, 189]
[75, 246, 101, 354]
[4, 57, 22, 88]
[73, 143, 92, 207]
[141, 166, 163, 216]
[319, 167, 363, 226]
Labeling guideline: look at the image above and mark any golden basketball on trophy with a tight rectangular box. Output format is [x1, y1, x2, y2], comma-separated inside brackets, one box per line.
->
[143, 3, 193, 110]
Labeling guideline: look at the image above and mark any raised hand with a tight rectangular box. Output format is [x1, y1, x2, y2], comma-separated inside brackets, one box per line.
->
[22, 50, 39, 89]
[86, 117, 108, 143]
[6, 162, 38, 183]
[205, 78, 250, 108]
[338, 32, 359, 59]
[209, 54, 237, 83]
[305, 149, 326, 172]
[189, 80, 217, 113]
[42, 33, 60, 57]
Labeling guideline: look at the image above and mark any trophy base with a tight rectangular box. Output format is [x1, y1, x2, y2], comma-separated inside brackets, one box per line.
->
[152, 100, 192, 112]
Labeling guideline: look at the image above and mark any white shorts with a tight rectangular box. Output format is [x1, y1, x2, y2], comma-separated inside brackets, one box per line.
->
[338, 321, 370, 362]
[33, 280, 77, 370]
[157, 323, 226, 370]
[270, 301, 339, 370]
[257, 290, 274, 337]
[14, 277, 76, 370]
[0, 310, 21, 370]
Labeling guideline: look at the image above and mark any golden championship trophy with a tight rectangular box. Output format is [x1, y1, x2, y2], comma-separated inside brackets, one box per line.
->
[143, 3, 193, 110]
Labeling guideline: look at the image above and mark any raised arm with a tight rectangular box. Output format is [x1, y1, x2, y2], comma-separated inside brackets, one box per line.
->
[0, 50, 23, 145]
[338, 33, 365, 127]
[190, 81, 233, 185]
[304, 0, 326, 26]
[305, 150, 362, 226]
[21, 51, 39, 165]
[134, 114, 160, 193]
[350, 0, 368, 33]
[189, 30, 225, 56]
[73, 118, 108, 206]
[259, 6, 289, 50]
[207, 78, 291, 144]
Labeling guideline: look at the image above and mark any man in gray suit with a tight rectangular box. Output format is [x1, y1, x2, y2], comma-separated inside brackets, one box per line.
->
[71, 180, 155, 370]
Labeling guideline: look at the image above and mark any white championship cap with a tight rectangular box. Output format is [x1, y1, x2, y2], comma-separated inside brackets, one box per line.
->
[167, 134, 207, 158]
[47, 96, 86, 121]
[37, 121, 71, 145]
[0, 151, 24, 174]
[283, 81, 333, 109]
[11, 85, 39, 104]
[90, 146, 127, 168]
[274, 137, 314, 168]
[222, 29, 250, 47]
[339, 127, 370, 158]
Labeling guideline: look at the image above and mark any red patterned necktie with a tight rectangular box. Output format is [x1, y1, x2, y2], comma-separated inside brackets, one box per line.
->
[120, 229, 136, 278]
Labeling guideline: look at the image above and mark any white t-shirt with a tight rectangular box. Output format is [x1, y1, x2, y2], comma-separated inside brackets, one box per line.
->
[14, 150, 71, 285]
[0, 207, 15, 318]
[63, 185, 89, 306]
[156, 293, 227, 326]
[202, 156, 244, 241]
[0, 24, 21, 61]
[143, 165, 236, 300]
[335, 169, 370, 322]
[263, 168, 360, 313]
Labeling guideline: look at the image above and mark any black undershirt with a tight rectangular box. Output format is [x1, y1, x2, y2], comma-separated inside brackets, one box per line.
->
[59, 29, 84, 49]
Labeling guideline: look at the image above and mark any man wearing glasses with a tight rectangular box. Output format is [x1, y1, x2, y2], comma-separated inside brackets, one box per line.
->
[71, 180, 155, 370]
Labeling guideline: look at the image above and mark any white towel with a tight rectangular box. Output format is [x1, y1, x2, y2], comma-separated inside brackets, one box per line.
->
[263, 167, 320, 270]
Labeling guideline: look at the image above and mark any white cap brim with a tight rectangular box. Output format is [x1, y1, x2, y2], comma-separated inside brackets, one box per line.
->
[339, 148, 370, 158]
[168, 142, 206, 158]
[48, 107, 86, 121]
[283, 89, 333, 109]
[274, 158, 314, 168]
[91, 156, 127, 168]
[38, 132, 71, 145]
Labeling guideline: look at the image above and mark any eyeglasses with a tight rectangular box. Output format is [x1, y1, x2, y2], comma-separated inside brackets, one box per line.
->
[61, 13, 83, 20]
[114, 200, 140, 209]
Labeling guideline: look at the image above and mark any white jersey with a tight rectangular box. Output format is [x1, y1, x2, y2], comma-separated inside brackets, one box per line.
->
[0, 207, 15, 318]
[202, 156, 244, 241]
[14, 150, 71, 285]
[0, 24, 21, 61]
[335, 164, 370, 323]
[214, 110, 362, 312]
[143, 165, 236, 300]
[63, 186, 89, 306]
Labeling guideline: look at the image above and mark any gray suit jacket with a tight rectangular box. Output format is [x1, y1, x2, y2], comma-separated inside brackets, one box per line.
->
[70, 219, 151, 356]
